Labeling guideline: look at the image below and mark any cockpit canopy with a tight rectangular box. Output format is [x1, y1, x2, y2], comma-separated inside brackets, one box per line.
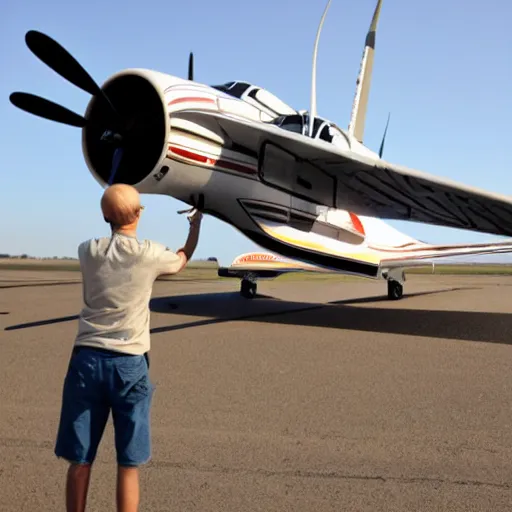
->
[271, 113, 348, 145]
[210, 81, 297, 119]
[210, 81, 350, 150]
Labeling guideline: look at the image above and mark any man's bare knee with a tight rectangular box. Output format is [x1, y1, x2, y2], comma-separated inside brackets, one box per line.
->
[67, 461, 92, 471]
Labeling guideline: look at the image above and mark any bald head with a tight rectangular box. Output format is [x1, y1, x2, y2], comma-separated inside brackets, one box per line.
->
[101, 184, 142, 227]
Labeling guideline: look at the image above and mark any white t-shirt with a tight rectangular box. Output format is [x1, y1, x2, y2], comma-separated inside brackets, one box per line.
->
[74, 233, 182, 355]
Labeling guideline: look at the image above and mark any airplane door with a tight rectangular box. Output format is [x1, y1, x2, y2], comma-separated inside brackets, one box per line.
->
[258, 141, 336, 208]
[258, 142, 295, 195]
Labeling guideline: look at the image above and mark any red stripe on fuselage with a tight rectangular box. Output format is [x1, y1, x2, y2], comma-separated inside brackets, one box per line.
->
[168, 97, 216, 106]
[168, 145, 256, 175]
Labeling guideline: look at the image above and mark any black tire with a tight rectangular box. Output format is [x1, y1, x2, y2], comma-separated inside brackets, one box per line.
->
[387, 280, 403, 300]
[240, 279, 257, 299]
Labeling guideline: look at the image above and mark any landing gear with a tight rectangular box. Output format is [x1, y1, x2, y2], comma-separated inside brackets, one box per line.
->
[387, 280, 403, 300]
[240, 278, 257, 299]
[383, 268, 405, 300]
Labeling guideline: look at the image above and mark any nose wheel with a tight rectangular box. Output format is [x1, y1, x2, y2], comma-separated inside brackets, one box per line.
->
[387, 279, 403, 300]
[240, 278, 257, 299]
[383, 268, 405, 300]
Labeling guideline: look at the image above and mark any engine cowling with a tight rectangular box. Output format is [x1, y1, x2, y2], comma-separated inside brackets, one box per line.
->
[81, 69, 175, 190]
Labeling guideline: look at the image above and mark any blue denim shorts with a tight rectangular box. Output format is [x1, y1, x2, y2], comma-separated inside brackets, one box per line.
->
[54, 346, 154, 466]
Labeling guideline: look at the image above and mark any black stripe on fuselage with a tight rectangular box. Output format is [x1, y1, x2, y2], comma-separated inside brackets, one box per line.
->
[240, 229, 379, 277]
[203, 204, 379, 277]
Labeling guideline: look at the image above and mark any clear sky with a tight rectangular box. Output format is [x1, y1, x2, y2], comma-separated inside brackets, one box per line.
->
[1, 0, 511, 265]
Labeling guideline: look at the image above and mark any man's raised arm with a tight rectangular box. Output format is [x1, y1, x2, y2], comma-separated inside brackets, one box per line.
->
[156, 210, 203, 276]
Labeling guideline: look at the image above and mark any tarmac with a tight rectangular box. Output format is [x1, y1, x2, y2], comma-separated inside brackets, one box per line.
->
[1, 271, 512, 511]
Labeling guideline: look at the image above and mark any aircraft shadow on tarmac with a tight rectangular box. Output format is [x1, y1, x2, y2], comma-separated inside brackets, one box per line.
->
[5, 287, 512, 345]
[145, 287, 512, 344]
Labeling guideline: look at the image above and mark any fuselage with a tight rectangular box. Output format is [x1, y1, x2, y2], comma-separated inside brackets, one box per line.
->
[81, 69, 399, 277]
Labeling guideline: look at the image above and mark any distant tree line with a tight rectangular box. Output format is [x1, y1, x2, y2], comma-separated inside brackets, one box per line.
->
[1, 253, 216, 261]
[0, 254, 77, 260]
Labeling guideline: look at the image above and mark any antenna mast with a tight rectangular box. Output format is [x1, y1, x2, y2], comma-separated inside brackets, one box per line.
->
[309, 0, 332, 137]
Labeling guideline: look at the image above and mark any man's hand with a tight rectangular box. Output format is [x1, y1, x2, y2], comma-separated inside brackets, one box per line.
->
[174, 207, 203, 272]
[187, 209, 203, 226]
[177, 206, 203, 226]
[177, 194, 205, 224]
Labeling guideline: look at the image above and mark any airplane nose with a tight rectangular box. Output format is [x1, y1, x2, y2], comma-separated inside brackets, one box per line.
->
[82, 72, 168, 188]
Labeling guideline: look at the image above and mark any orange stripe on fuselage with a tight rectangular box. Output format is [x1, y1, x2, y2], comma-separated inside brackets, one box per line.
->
[349, 212, 365, 235]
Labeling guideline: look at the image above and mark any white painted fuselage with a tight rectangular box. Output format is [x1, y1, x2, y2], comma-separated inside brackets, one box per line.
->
[82, 68, 512, 280]
[83, 68, 399, 278]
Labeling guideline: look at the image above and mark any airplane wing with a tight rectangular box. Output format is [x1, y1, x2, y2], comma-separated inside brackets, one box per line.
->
[376, 239, 512, 269]
[220, 239, 512, 280]
[174, 109, 512, 237]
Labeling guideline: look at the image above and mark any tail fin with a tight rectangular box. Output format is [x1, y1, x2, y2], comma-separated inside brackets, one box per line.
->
[348, 0, 383, 143]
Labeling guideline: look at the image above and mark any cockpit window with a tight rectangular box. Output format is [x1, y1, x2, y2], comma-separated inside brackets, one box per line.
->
[271, 115, 336, 139]
[248, 89, 296, 116]
[210, 81, 250, 98]
[274, 114, 304, 134]
[319, 124, 334, 142]
[311, 117, 325, 136]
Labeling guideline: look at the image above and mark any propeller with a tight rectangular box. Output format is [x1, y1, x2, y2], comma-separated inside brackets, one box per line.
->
[24, 30, 118, 121]
[9, 30, 129, 182]
[378, 112, 391, 158]
[9, 30, 192, 185]
[108, 148, 124, 185]
[9, 30, 123, 134]
[188, 52, 194, 81]
[9, 92, 87, 128]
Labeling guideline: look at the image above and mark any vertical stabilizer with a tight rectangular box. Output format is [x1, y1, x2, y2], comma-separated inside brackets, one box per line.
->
[348, 0, 383, 143]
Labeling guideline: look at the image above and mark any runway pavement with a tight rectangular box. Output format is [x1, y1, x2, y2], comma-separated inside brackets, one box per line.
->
[1, 271, 512, 511]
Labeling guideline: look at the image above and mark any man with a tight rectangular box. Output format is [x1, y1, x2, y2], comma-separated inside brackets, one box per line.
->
[54, 183, 203, 512]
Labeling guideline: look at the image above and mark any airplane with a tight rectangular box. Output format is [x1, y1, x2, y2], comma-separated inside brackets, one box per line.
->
[8, 0, 512, 301]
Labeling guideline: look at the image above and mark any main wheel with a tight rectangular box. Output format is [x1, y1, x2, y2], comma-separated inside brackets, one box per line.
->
[387, 280, 403, 300]
[240, 279, 257, 299]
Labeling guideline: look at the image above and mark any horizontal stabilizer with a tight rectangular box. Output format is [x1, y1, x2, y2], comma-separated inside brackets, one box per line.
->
[218, 252, 330, 279]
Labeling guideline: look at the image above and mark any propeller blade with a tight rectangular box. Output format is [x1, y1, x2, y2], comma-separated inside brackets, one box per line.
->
[9, 92, 87, 128]
[378, 112, 391, 158]
[24, 30, 119, 123]
[25, 30, 101, 97]
[188, 52, 194, 81]
[108, 148, 124, 185]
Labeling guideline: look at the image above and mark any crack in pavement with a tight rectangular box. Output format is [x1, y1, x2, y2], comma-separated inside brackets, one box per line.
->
[1, 437, 510, 490]
[148, 460, 512, 490]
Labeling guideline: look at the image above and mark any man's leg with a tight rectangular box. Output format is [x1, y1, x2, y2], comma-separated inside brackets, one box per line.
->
[116, 466, 140, 512]
[66, 463, 92, 512]
[55, 348, 110, 512]
[110, 355, 154, 512]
